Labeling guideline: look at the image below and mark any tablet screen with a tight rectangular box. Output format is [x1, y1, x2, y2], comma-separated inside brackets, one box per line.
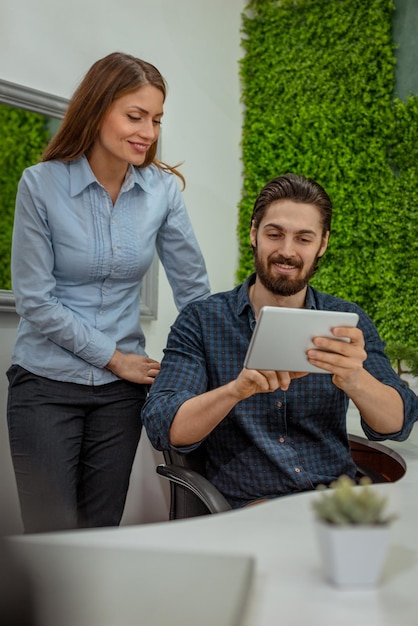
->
[244, 306, 359, 374]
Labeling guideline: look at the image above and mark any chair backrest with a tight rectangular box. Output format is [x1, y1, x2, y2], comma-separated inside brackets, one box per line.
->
[163, 447, 206, 475]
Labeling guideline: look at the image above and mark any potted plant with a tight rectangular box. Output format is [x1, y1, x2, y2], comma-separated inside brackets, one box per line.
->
[312, 475, 397, 588]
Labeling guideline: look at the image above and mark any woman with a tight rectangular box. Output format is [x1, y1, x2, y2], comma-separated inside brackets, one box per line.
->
[7, 52, 210, 533]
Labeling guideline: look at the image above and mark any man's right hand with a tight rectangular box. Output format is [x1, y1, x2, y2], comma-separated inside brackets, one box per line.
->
[232, 367, 309, 399]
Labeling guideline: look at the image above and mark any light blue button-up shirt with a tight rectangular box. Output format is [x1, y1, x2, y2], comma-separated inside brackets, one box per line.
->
[11, 156, 210, 385]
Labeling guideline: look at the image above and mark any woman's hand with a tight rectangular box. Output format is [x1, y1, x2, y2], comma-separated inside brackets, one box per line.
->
[106, 350, 161, 384]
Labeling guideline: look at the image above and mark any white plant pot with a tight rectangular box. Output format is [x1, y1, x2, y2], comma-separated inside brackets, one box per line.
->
[315, 521, 391, 588]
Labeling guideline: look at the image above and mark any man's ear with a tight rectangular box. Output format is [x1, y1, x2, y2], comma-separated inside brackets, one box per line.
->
[318, 231, 330, 258]
[250, 221, 257, 247]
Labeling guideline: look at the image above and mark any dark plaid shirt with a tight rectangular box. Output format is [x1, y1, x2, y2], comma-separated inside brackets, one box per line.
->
[142, 275, 417, 508]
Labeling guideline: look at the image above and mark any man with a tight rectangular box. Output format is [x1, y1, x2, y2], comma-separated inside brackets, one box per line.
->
[142, 173, 417, 508]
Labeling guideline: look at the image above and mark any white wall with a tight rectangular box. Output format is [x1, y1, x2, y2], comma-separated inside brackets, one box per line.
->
[0, 0, 245, 532]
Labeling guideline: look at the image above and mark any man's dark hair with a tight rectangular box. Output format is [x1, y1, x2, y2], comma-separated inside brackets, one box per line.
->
[251, 173, 332, 235]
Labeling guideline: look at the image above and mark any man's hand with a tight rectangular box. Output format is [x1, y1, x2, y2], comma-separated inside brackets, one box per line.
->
[307, 326, 367, 391]
[106, 350, 161, 385]
[233, 367, 308, 399]
[307, 325, 405, 434]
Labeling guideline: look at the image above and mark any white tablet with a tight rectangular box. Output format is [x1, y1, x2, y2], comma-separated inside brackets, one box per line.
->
[244, 306, 359, 374]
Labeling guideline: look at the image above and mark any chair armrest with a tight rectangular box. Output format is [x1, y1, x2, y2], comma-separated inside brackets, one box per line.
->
[156, 464, 232, 514]
[348, 433, 406, 483]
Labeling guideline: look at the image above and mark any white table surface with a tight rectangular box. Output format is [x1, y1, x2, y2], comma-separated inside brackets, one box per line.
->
[10, 415, 418, 626]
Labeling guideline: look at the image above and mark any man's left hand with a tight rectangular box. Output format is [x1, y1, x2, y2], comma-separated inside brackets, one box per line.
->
[307, 326, 367, 391]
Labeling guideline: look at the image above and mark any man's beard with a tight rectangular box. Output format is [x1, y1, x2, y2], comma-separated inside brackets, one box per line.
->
[253, 251, 320, 297]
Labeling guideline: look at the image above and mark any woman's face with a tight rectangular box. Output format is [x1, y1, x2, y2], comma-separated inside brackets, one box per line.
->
[93, 84, 164, 169]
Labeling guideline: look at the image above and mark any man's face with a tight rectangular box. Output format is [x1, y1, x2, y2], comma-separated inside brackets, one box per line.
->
[250, 200, 329, 297]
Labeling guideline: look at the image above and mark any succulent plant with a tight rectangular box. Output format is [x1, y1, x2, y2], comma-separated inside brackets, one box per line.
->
[312, 475, 397, 526]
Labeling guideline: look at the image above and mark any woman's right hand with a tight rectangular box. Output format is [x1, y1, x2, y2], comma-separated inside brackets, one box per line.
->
[106, 350, 161, 384]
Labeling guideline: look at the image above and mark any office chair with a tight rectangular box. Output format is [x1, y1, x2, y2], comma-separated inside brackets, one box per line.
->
[156, 446, 232, 519]
[156, 434, 406, 520]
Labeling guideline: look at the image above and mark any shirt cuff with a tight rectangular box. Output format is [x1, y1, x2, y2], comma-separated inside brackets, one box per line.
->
[78, 329, 116, 369]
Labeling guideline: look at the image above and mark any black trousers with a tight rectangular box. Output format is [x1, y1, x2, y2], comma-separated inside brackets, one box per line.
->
[7, 365, 147, 533]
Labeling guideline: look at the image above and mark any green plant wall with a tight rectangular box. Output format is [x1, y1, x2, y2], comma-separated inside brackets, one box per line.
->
[0, 103, 50, 290]
[238, 0, 418, 372]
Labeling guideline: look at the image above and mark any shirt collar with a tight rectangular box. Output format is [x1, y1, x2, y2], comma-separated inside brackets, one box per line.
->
[130, 165, 153, 193]
[237, 273, 256, 318]
[304, 286, 317, 309]
[237, 273, 318, 317]
[69, 156, 153, 197]
[69, 157, 97, 196]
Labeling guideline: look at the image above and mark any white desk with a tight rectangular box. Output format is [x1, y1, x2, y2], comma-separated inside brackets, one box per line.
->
[9, 416, 418, 626]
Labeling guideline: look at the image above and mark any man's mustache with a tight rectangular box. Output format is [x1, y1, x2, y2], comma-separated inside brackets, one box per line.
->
[268, 256, 303, 269]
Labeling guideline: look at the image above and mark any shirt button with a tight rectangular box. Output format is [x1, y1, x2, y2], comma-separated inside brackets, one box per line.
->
[294, 468, 301, 473]
[276, 402, 283, 408]
[279, 437, 285, 443]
